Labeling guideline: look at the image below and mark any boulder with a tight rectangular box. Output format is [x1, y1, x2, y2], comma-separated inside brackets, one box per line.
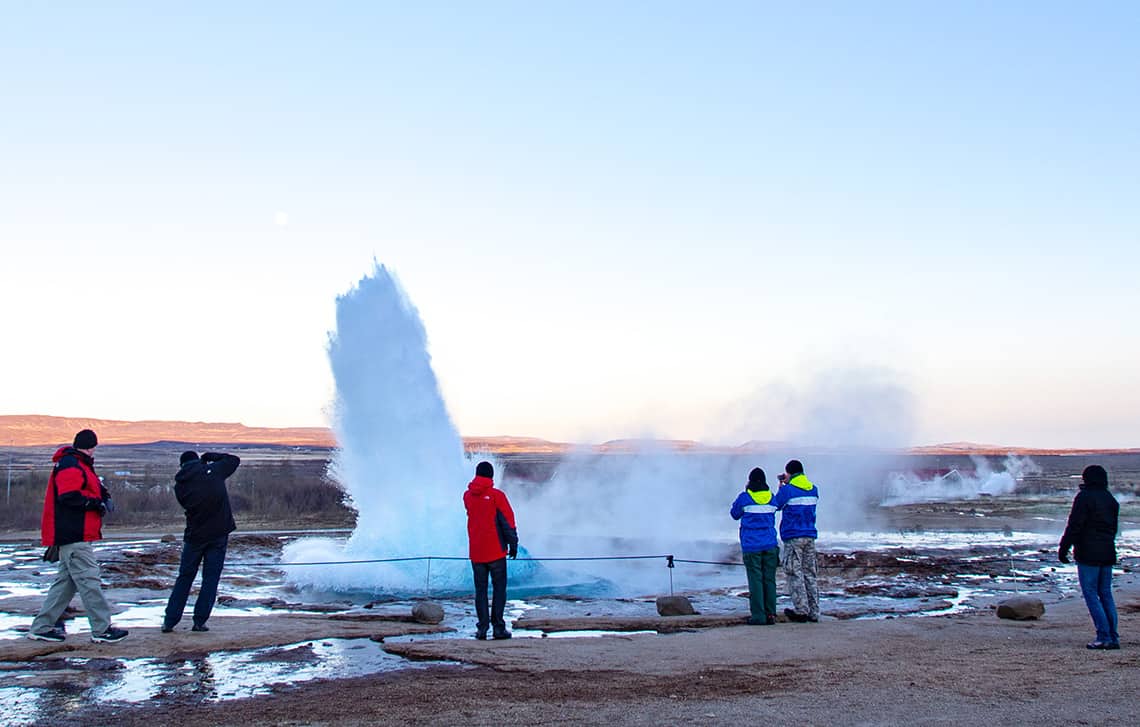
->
[656, 595, 696, 616]
[996, 596, 1045, 621]
[411, 601, 445, 624]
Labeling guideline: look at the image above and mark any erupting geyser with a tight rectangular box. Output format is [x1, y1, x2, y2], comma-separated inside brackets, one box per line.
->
[283, 264, 536, 594]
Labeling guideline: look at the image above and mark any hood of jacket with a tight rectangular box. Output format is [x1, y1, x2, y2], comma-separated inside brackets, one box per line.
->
[175, 459, 206, 484]
[52, 446, 92, 466]
[467, 475, 494, 495]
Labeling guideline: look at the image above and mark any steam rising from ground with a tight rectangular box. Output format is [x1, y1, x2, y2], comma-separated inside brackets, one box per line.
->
[284, 263, 936, 596]
[882, 456, 1042, 505]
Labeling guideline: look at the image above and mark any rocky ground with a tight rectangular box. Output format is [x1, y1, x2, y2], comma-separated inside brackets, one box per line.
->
[41, 573, 1140, 726]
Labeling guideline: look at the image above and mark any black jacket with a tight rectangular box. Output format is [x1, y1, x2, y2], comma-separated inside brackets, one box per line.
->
[175, 453, 239, 544]
[1059, 482, 1119, 566]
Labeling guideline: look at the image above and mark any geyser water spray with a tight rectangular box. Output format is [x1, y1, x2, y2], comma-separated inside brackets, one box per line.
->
[283, 264, 523, 594]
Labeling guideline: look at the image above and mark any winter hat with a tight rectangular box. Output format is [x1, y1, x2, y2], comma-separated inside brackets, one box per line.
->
[73, 429, 98, 449]
[1082, 464, 1108, 488]
[785, 459, 804, 476]
[475, 461, 494, 479]
[180, 451, 199, 466]
[747, 467, 768, 491]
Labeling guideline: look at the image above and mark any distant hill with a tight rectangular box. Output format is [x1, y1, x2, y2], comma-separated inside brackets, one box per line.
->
[1, 414, 1135, 455]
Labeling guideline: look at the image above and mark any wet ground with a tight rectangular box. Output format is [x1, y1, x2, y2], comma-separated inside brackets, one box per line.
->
[2, 496, 1137, 726]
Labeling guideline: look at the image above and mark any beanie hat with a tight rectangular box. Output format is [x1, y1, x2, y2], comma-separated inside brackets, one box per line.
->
[475, 461, 494, 479]
[785, 459, 804, 476]
[747, 467, 768, 491]
[180, 451, 199, 466]
[73, 429, 98, 449]
[1082, 464, 1108, 488]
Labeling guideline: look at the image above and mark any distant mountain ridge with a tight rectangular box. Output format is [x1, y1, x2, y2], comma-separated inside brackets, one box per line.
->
[0, 414, 1135, 455]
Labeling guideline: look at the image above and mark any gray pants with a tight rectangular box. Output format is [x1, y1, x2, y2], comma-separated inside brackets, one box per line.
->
[782, 537, 820, 620]
[31, 542, 112, 636]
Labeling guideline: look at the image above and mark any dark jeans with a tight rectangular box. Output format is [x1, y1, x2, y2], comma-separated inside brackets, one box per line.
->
[472, 558, 508, 630]
[164, 534, 229, 629]
[743, 548, 779, 620]
[1077, 563, 1119, 644]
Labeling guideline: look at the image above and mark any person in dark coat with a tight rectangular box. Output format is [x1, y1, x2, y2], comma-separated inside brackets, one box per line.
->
[463, 461, 518, 640]
[162, 450, 240, 633]
[1058, 464, 1120, 649]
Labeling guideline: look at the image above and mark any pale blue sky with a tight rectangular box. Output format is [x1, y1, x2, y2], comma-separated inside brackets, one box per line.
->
[2, 2, 1137, 447]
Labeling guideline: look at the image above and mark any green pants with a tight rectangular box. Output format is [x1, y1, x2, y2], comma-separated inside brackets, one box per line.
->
[31, 541, 113, 636]
[743, 548, 779, 621]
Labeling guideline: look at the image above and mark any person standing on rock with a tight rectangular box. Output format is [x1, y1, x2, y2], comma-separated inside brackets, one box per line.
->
[27, 429, 129, 643]
[731, 467, 780, 625]
[162, 450, 240, 633]
[774, 459, 820, 623]
[463, 460, 518, 640]
[1058, 464, 1120, 650]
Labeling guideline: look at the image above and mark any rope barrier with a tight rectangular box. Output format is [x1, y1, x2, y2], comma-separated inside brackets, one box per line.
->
[83, 553, 1089, 570]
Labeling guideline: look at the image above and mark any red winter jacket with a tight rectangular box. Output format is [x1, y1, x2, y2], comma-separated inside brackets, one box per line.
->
[463, 476, 518, 563]
[41, 446, 105, 546]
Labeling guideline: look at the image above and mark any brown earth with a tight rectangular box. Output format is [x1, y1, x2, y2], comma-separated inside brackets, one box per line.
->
[6, 413, 1138, 454]
[44, 572, 1140, 726]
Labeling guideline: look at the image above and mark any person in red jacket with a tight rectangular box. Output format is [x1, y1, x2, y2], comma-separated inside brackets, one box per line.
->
[28, 429, 129, 643]
[463, 461, 518, 640]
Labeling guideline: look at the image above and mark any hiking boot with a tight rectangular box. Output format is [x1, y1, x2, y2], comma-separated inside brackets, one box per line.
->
[91, 627, 128, 643]
[27, 628, 66, 642]
[784, 608, 808, 623]
[475, 625, 488, 640]
[492, 628, 512, 640]
[191, 624, 209, 632]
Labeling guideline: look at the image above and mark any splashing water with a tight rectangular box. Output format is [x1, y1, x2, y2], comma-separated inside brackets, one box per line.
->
[283, 264, 538, 594]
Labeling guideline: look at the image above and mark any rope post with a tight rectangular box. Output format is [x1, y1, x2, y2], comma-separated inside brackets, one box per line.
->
[425, 557, 432, 599]
[666, 555, 674, 596]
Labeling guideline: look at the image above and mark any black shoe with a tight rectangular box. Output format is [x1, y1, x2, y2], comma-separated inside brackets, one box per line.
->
[1087, 641, 1111, 650]
[784, 608, 808, 623]
[747, 616, 767, 625]
[1105, 642, 1121, 650]
[91, 627, 128, 643]
[27, 628, 66, 642]
[161, 625, 174, 633]
[54, 619, 67, 634]
[475, 626, 488, 640]
[191, 624, 209, 632]
[492, 629, 512, 640]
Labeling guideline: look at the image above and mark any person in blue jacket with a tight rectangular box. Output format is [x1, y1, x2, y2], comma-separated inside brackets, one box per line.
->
[774, 459, 820, 622]
[731, 467, 779, 625]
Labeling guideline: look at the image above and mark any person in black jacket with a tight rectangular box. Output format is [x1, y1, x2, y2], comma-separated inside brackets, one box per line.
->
[162, 450, 240, 633]
[1058, 464, 1120, 650]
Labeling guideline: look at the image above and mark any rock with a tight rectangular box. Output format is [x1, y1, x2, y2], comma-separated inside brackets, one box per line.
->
[655, 596, 696, 616]
[411, 601, 445, 624]
[996, 596, 1045, 620]
[161, 534, 178, 543]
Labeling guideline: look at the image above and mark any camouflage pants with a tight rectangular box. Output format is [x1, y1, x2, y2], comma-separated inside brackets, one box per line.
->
[782, 537, 820, 620]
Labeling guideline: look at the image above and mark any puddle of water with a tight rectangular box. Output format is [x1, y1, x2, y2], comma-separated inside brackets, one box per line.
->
[98, 638, 443, 703]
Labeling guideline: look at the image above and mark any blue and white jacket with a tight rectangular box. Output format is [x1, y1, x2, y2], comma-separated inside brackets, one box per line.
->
[730, 488, 778, 553]
[773, 473, 819, 540]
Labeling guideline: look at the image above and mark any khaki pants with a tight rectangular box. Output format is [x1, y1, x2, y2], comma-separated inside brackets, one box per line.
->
[31, 541, 112, 636]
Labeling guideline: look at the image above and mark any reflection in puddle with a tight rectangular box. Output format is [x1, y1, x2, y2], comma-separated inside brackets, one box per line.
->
[0, 637, 452, 725]
[97, 638, 438, 703]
